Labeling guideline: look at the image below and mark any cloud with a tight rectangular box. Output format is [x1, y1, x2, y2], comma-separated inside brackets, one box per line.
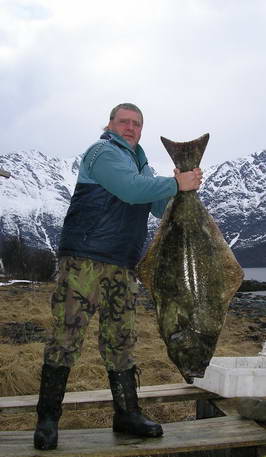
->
[2, 0, 51, 21]
[0, 0, 266, 175]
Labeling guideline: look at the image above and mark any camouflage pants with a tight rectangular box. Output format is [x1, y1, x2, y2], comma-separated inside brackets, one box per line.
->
[44, 256, 139, 371]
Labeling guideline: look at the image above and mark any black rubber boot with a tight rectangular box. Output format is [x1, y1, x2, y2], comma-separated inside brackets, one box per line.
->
[34, 364, 70, 450]
[108, 366, 163, 437]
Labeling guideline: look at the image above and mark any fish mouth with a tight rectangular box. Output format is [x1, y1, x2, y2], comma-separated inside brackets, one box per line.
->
[166, 329, 215, 383]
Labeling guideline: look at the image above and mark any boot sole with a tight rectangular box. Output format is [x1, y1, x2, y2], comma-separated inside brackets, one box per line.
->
[113, 425, 163, 437]
[34, 432, 58, 450]
[34, 441, 57, 450]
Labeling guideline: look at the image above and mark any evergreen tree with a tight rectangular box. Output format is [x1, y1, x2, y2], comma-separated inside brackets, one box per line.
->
[1, 236, 56, 281]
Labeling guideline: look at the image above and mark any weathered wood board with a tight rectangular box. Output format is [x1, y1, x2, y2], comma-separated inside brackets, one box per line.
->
[0, 383, 220, 414]
[0, 416, 266, 457]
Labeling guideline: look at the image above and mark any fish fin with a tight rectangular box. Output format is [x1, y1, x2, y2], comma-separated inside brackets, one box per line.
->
[160, 133, 210, 170]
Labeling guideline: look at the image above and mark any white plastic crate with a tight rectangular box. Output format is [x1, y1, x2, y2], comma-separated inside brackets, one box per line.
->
[193, 356, 266, 397]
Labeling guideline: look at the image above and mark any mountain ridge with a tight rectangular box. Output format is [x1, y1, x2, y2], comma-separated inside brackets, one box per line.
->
[0, 148, 265, 267]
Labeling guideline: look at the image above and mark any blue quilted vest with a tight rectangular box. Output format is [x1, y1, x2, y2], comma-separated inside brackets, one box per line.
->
[59, 181, 151, 268]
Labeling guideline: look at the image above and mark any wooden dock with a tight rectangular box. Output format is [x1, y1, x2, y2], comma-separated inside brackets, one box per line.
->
[1, 383, 266, 457]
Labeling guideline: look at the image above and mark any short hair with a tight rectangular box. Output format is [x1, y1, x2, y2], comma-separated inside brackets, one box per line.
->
[109, 103, 143, 124]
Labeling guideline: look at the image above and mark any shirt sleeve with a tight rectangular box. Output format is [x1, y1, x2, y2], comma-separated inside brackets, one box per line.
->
[151, 198, 171, 218]
[87, 145, 178, 204]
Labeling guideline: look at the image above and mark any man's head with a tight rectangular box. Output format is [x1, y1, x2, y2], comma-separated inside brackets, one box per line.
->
[107, 103, 143, 149]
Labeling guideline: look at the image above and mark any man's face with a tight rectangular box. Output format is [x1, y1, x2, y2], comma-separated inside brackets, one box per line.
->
[108, 108, 143, 149]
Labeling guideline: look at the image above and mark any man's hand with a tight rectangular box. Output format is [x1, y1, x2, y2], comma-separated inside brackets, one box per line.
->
[174, 168, 203, 191]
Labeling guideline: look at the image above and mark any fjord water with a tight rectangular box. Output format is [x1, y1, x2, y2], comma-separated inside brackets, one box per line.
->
[243, 268, 266, 282]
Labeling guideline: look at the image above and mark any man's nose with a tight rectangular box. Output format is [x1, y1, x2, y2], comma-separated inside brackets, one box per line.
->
[126, 120, 135, 130]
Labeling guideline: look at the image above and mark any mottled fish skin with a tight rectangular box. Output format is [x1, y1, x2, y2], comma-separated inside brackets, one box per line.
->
[137, 134, 244, 384]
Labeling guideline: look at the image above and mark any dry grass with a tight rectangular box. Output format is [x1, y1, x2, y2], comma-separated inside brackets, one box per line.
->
[0, 282, 262, 432]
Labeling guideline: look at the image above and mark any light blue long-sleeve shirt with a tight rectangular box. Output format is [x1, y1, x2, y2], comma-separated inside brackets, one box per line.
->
[78, 131, 178, 218]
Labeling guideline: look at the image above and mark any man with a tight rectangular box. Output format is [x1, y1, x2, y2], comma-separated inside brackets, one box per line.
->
[34, 103, 202, 450]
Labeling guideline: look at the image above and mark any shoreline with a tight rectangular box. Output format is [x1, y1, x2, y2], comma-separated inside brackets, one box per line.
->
[239, 279, 266, 292]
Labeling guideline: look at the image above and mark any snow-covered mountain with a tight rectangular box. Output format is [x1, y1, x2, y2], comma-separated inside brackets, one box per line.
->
[0, 148, 265, 267]
[200, 150, 266, 267]
[0, 150, 81, 251]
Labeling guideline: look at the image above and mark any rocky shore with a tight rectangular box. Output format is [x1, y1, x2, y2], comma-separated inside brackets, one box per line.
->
[232, 279, 266, 316]
[231, 292, 266, 319]
[239, 279, 266, 292]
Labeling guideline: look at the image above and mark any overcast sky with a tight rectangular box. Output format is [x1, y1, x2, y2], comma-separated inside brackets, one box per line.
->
[1, 0, 266, 175]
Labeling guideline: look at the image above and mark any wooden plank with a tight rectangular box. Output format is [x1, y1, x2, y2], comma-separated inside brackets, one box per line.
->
[196, 399, 229, 457]
[0, 416, 266, 457]
[0, 383, 220, 414]
[196, 399, 263, 457]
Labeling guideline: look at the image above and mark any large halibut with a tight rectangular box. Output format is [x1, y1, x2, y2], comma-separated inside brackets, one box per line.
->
[137, 134, 244, 384]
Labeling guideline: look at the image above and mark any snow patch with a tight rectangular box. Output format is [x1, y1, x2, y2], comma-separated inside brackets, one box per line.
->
[229, 233, 240, 248]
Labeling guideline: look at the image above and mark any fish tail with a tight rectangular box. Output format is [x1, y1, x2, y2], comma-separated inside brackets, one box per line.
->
[160, 133, 210, 171]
